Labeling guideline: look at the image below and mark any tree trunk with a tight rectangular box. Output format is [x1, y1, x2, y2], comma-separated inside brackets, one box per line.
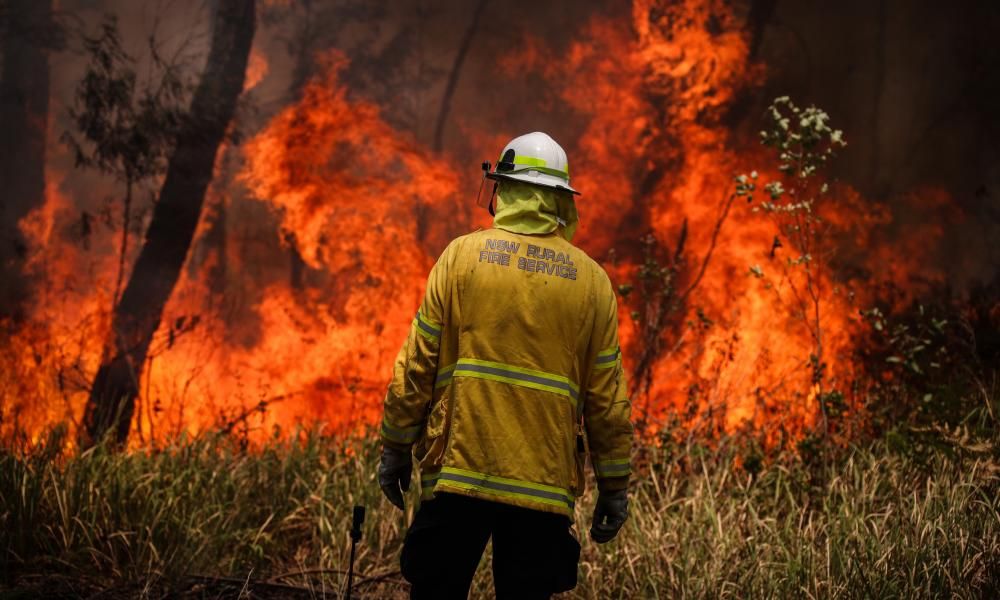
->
[0, 0, 52, 323]
[431, 0, 486, 154]
[83, 0, 256, 447]
[283, 2, 321, 291]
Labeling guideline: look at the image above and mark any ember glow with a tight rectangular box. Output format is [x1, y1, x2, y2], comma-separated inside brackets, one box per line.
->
[1, 0, 945, 447]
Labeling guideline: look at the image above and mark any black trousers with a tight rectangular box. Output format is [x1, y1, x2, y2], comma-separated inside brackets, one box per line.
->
[400, 493, 580, 600]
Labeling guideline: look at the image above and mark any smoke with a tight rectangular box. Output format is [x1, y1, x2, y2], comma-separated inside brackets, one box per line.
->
[748, 0, 1000, 286]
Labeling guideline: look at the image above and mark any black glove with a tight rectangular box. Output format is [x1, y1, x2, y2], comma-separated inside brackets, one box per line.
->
[590, 489, 628, 543]
[378, 445, 412, 510]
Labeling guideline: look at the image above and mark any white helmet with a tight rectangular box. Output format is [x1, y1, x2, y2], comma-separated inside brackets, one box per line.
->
[486, 131, 579, 195]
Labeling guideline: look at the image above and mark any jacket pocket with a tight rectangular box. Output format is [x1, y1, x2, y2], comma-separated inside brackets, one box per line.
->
[417, 387, 452, 466]
[425, 386, 451, 439]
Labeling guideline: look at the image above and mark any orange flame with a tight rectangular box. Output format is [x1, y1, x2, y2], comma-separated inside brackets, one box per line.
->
[2, 0, 944, 447]
[243, 48, 269, 91]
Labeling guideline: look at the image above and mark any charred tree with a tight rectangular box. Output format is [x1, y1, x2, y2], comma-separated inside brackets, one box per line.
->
[431, 0, 486, 153]
[409, 0, 485, 244]
[83, 0, 256, 446]
[0, 0, 53, 322]
[281, 3, 321, 292]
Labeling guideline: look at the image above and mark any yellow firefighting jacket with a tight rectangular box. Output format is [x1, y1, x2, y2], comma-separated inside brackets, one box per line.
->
[381, 227, 633, 517]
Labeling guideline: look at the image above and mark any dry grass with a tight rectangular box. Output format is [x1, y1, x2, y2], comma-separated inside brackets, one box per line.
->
[2, 429, 999, 599]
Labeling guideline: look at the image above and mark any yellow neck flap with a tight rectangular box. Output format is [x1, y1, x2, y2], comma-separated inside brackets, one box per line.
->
[492, 180, 579, 242]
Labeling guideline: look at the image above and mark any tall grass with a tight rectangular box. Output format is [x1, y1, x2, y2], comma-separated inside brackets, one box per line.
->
[2, 430, 998, 598]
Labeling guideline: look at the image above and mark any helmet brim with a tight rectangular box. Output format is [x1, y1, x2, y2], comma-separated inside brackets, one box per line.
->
[486, 171, 580, 196]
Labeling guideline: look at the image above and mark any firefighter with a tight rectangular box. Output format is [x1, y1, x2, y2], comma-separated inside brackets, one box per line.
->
[379, 131, 633, 599]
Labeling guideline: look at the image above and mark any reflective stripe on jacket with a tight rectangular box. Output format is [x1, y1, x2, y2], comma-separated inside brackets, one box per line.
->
[381, 228, 632, 517]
